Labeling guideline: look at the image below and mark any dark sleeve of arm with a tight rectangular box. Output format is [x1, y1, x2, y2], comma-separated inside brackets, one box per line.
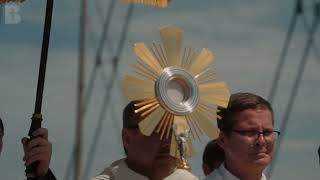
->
[28, 169, 57, 180]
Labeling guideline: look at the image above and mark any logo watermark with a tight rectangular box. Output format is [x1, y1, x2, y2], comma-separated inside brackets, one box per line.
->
[0, 2, 22, 24]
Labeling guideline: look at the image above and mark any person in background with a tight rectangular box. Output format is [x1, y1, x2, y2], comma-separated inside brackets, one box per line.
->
[202, 139, 224, 176]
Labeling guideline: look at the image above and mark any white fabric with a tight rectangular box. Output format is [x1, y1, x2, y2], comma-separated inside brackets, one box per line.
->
[90, 159, 148, 180]
[165, 169, 199, 180]
[204, 163, 267, 180]
[91, 159, 199, 180]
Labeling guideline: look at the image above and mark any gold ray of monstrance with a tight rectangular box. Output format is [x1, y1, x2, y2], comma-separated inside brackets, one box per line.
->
[0, 0, 26, 3]
[124, 0, 171, 8]
[123, 25, 230, 163]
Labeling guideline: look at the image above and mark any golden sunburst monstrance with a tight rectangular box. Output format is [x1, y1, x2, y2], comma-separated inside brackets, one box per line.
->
[123, 25, 230, 158]
[0, 0, 25, 3]
[124, 0, 170, 8]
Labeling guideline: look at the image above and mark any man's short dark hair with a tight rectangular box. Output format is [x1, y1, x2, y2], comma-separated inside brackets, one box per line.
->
[202, 139, 224, 169]
[122, 101, 141, 155]
[217, 92, 273, 135]
[122, 101, 140, 129]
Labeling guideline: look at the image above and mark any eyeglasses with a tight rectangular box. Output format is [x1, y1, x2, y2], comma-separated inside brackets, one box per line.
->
[231, 129, 280, 141]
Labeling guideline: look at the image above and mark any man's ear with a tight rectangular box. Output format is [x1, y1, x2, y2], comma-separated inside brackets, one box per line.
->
[217, 131, 227, 150]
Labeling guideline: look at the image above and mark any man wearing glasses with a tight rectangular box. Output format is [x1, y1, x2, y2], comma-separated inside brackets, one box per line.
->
[205, 92, 280, 180]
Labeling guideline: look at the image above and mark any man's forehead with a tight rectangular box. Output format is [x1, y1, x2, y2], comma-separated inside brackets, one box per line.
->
[234, 108, 273, 127]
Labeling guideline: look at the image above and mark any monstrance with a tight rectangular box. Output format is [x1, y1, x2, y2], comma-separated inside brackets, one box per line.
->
[124, 0, 171, 8]
[0, 0, 25, 2]
[123, 25, 230, 168]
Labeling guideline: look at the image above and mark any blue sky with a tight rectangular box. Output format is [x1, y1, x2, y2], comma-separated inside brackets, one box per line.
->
[0, 0, 319, 179]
